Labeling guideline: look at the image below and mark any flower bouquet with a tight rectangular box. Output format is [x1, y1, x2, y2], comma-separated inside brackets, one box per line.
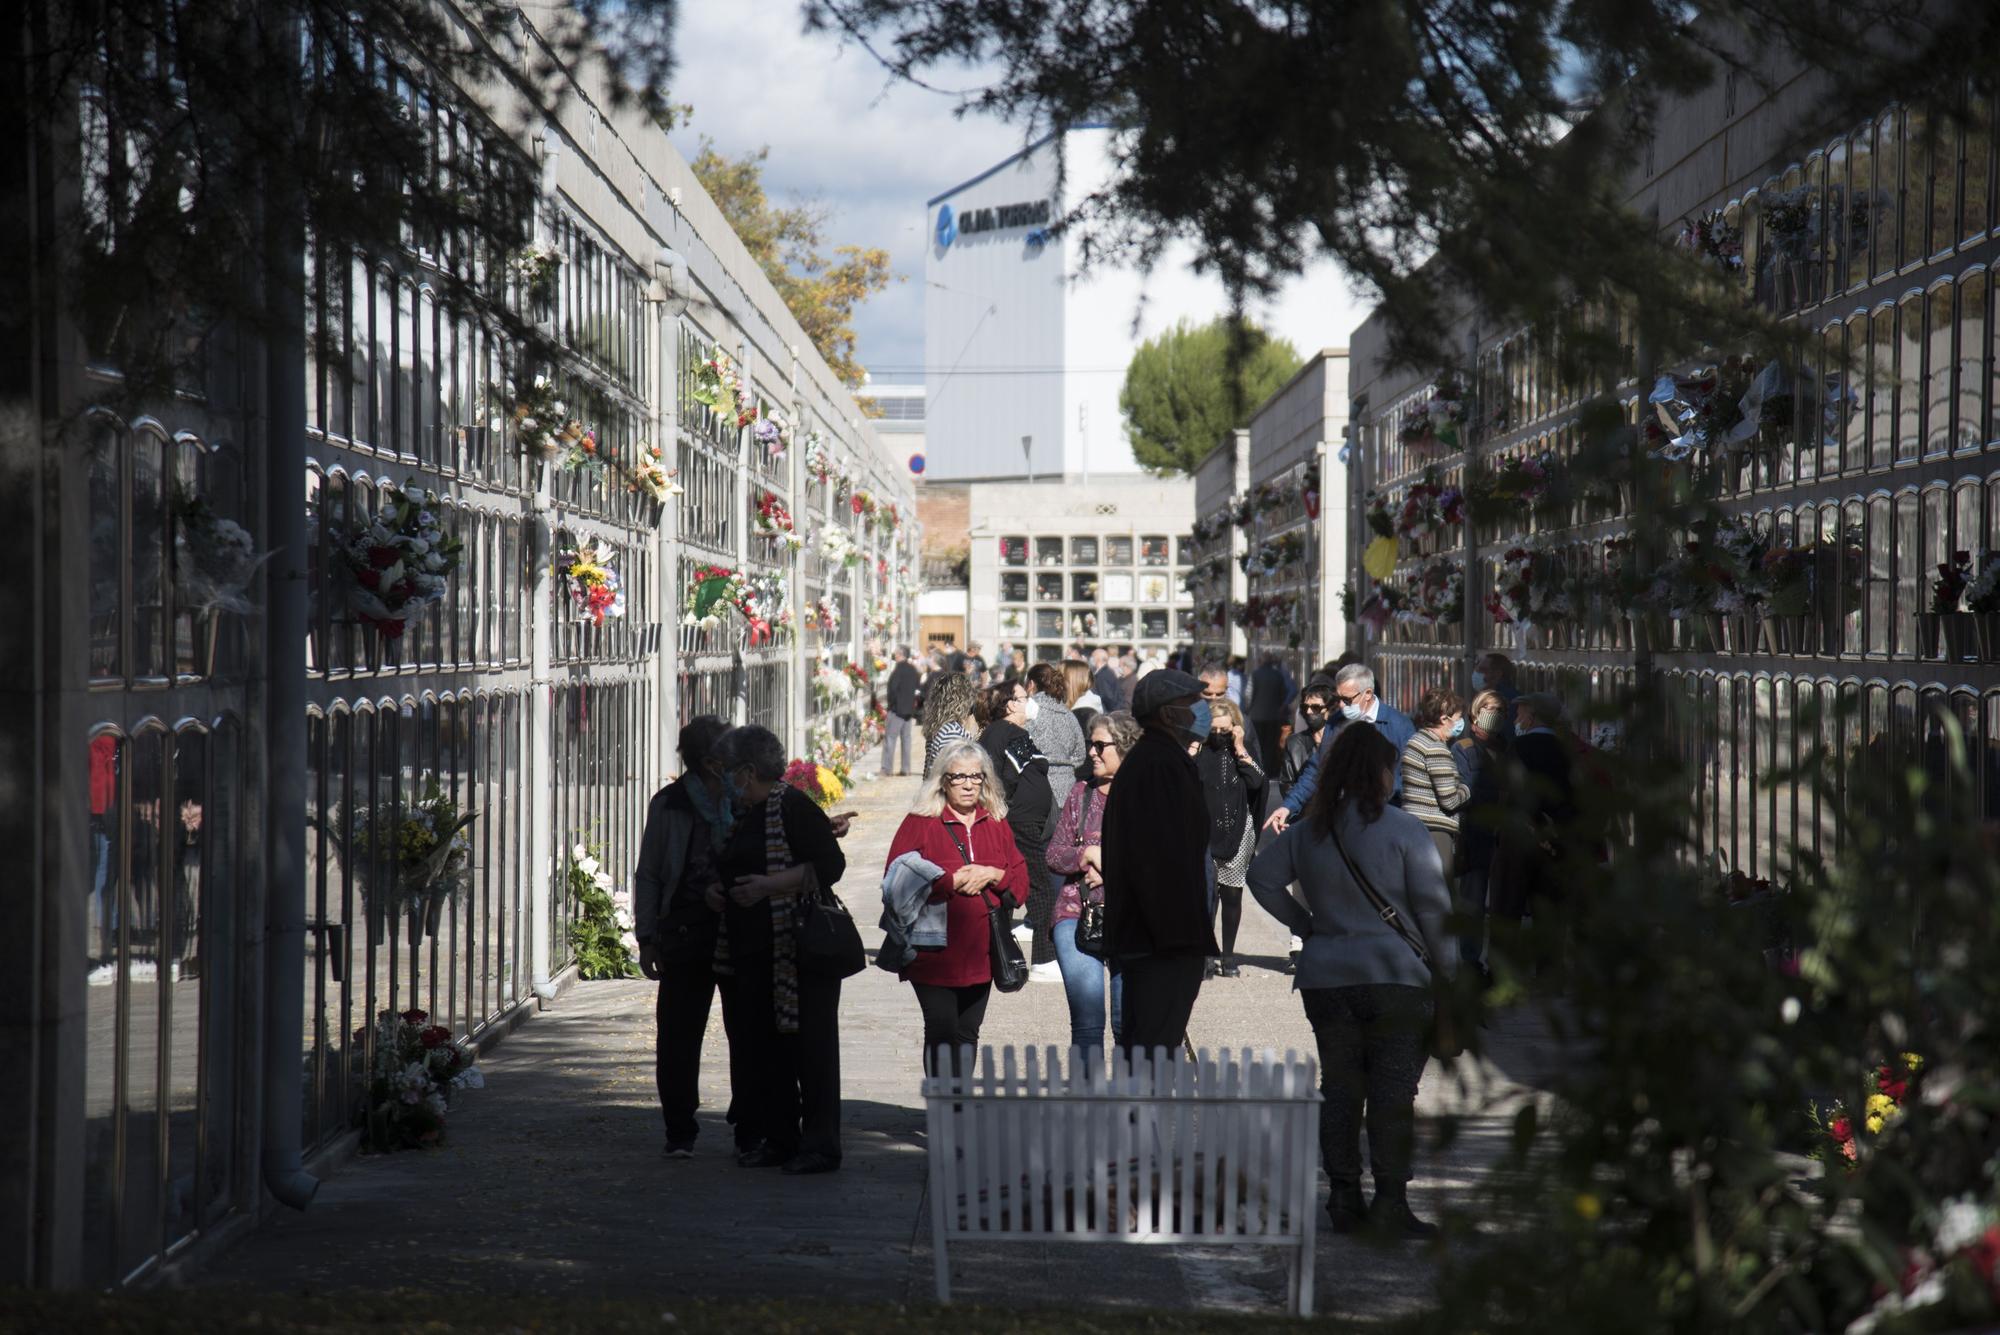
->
[173, 487, 265, 615]
[1411, 557, 1464, 626]
[509, 242, 562, 310]
[337, 480, 464, 639]
[755, 490, 804, 552]
[361, 1007, 483, 1151]
[1811, 1052, 1922, 1169]
[753, 411, 790, 459]
[1399, 374, 1470, 456]
[329, 773, 476, 943]
[1357, 583, 1409, 634]
[621, 442, 681, 507]
[1301, 459, 1322, 519]
[509, 375, 591, 466]
[683, 564, 747, 631]
[784, 758, 846, 810]
[1396, 468, 1465, 551]
[690, 345, 758, 428]
[567, 841, 638, 980]
[1756, 543, 1814, 653]
[866, 596, 898, 637]
[556, 541, 625, 626]
[803, 597, 841, 637]
[1678, 208, 1744, 272]
[805, 434, 838, 488]
[817, 525, 860, 571]
[810, 658, 856, 709]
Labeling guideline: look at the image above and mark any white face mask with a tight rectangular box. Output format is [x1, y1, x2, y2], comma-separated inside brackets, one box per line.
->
[1021, 697, 1040, 722]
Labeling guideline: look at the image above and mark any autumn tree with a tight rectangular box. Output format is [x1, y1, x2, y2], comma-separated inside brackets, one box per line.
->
[1119, 317, 1300, 475]
[690, 138, 896, 387]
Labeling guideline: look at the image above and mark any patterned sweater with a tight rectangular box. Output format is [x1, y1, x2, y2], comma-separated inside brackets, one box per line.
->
[1399, 728, 1469, 836]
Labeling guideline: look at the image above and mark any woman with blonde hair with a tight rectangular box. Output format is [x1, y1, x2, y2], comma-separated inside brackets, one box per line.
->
[884, 740, 1029, 1074]
[1197, 696, 1266, 978]
[920, 671, 981, 776]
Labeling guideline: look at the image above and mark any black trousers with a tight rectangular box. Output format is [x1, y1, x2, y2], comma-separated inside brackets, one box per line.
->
[1252, 720, 1284, 775]
[911, 980, 992, 1076]
[729, 967, 844, 1161]
[655, 958, 751, 1147]
[1116, 954, 1205, 1059]
[1301, 984, 1432, 1187]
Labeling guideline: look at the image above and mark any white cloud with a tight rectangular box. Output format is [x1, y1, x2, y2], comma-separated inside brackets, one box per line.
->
[665, 1, 1374, 380]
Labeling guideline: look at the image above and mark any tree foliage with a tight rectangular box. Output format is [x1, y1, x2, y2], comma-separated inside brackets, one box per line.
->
[1118, 316, 1300, 474]
[800, 0, 1996, 375]
[690, 137, 897, 387]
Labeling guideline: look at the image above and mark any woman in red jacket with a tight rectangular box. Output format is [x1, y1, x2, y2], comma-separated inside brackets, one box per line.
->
[884, 738, 1029, 1075]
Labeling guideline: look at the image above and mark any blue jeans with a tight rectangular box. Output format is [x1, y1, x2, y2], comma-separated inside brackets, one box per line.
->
[1051, 917, 1122, 1052]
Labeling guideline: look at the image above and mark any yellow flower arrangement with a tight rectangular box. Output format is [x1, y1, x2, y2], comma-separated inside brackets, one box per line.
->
[816, 764, 845, 806]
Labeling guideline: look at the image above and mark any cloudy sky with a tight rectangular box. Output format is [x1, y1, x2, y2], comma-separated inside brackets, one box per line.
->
[664, 1, 1371, 386]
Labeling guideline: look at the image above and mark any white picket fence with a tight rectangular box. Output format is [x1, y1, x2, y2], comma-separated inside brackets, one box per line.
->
[922, 1044, 1323, 1316]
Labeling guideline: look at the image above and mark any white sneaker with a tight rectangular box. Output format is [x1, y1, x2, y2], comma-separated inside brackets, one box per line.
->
[87, 962, 118, 987]
[1011, 923, 1034, 946]
[1028, 960, 1062, 983]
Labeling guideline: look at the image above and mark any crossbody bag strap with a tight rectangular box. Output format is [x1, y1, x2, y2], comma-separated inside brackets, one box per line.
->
[944, 818, 1005, 913]
[1327, 820, 1432, 970]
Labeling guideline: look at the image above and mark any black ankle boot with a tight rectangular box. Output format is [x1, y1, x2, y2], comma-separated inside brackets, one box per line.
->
[1367, 1183, 1437, 1239]
[1327, 1180, 1367, 1233]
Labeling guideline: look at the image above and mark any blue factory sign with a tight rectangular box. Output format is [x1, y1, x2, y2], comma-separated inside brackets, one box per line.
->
[936, 198, 1051, 251]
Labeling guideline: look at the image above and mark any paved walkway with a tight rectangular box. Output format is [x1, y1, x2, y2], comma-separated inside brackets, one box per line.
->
[201, 771, 1556, 1320]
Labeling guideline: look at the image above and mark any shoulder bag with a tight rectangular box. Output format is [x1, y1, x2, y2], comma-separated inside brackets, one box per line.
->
[945, 819, 1029, 992]
[1327, 822, 1465, 1060]
[794, 864, 867, 980]
[1070, 787, 1108, 960]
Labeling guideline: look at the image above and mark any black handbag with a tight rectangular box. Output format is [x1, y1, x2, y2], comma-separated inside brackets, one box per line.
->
[946, 820, 1029, 993]
[1070, 787, 1108, 960]
[795, 868, 866, 980]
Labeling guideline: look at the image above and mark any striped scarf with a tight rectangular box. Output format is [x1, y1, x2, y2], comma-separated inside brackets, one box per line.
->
[713, 788, 800, 1035]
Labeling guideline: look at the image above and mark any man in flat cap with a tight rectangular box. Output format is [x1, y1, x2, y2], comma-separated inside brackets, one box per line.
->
[1100, 668, 1220, 1060]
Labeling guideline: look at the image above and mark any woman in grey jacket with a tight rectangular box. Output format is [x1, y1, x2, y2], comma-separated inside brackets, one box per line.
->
[1247, 721, 1456, 1239]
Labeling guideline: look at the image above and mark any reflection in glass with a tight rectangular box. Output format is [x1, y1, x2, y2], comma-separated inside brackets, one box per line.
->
[165, 728, 207, 1249]
[133, 429, 166, 678]
[83, 729, 123, 1284]
[1000, 573, 1029, 603]
[121, 726, 167, 1276]
[89, 421, 122, 680]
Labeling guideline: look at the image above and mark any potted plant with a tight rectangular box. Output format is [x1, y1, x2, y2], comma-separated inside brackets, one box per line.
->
[1923, 551, 1971, 660]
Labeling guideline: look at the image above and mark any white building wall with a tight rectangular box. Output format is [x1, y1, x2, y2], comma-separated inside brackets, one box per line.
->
[925, 128, 1371, 484]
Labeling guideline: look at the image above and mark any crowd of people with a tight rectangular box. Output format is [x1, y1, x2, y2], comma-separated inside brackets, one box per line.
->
[631, 644, 1588, 1237]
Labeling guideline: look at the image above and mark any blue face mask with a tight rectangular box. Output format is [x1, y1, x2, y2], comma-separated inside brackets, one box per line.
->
[1470, 671, 1486, 691]
[1186, 699, 1213, 741]
[1449, 717, 1467, 739]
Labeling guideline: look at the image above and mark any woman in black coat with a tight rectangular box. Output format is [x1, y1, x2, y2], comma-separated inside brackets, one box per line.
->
[712, 724, 848, 1176]
[1196, 697, 1267, 977]
[977, 680, 1055, 972]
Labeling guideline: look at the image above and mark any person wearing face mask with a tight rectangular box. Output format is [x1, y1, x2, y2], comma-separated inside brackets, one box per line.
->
[1470, 654, 1520, 735]
[1451, 689, 1509, 980]
[1282, 680, 1336, 797]
[1101, 669, 1221, 1057]
[1198, 698, 1268, 978]
[632, 715, 744, 1160]
[1400, 687, 1472, 877]
[1264, 663, 1416, 834]
[710, 725, 849, 1175]
[977, 680, 1058, 976]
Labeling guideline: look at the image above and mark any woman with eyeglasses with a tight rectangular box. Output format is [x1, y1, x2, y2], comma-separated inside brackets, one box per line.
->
[1044, 710, 1139, 1051]
[885, 741, 1029, 1074]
